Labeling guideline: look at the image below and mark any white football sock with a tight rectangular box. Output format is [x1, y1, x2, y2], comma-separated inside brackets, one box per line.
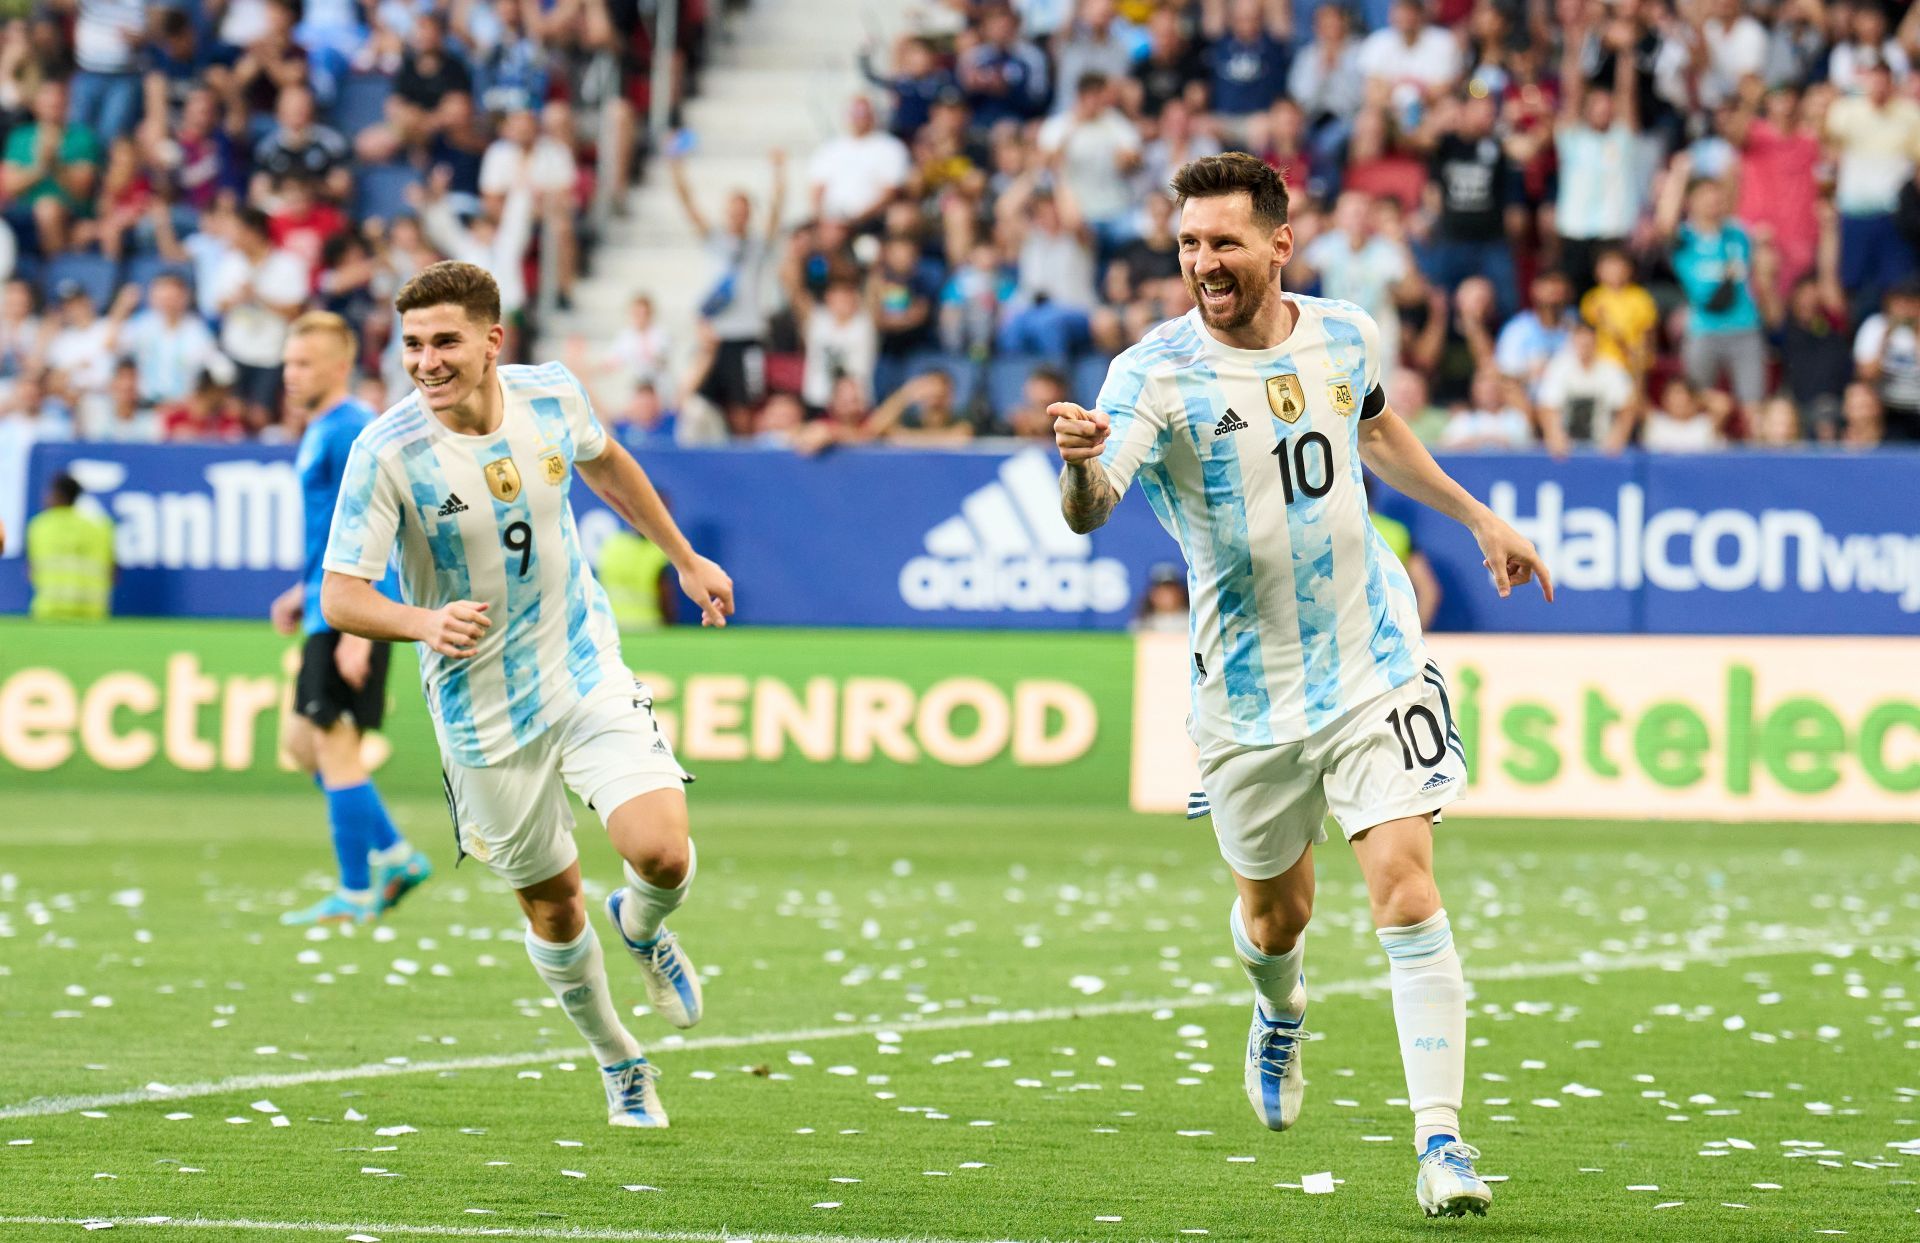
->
[617, 840, 696, 945]
[525, 926, 641, 1067]
[1376, 908, 1466, 1153]
[369, 841, 413, 868]
[1230, 899, 1305, 1022]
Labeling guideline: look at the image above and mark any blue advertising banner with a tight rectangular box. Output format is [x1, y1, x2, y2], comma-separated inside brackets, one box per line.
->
[5, 439, 1916, 634]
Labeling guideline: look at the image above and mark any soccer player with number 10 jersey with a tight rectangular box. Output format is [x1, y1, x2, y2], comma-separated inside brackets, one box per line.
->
[1054, 154, 1554, 1219]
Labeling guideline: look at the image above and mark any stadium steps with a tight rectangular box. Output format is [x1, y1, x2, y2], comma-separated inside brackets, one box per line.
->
[537, 0, 894, 368]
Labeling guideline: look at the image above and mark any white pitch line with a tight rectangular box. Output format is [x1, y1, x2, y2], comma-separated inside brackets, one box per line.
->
[0, 1218, 1027, 1243]
[2, 931, 1905, 1122]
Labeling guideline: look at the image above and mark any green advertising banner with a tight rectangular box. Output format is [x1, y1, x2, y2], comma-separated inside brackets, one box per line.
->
[0, 621, 1135, 805]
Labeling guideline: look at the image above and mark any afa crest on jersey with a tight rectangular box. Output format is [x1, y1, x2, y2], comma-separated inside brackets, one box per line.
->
[541, 450, 566, 486]
[1327, 380, 1356, 416]
[1267, 374, 1305, 424]
[484, 456, 522, 503]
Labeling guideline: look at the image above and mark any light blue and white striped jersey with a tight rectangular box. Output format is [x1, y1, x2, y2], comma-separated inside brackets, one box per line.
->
[323, 361, 629, 768]
[1096, 301, 1425, 747]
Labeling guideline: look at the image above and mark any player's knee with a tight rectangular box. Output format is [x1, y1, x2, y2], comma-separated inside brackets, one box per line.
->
[527, 890, 587, 942]
[1244, 894, 1312, 954]
[626, 836, 690, 889]
[1373, 871, 1441, 929]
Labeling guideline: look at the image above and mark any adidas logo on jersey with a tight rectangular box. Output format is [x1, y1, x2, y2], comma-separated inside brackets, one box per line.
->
[438, 493, 469, 517]
[1419, 772, 1454, 792]
[899, 449, 1130, 614]
[1214, 408, 1248, 435]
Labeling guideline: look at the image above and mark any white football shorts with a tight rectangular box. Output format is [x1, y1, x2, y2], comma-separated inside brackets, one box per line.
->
[1194, 661, 1468, 881]
[440, 676, 689, 889]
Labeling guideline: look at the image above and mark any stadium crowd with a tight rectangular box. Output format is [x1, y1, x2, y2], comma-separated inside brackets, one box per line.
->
[1, 0, 1918, 455]
[0, 0, 710, 443]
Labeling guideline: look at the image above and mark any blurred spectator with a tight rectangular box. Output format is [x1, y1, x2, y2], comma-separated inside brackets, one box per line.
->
[69, 0, 148, 143]
[78, 357, 157, 441]
[1133, 7, 1206, 120]
[253, 84, 349, 200]
[1827, 4, 1909, 96]
[608, 380, 677, 442]
[0, 366, 73, 437]
[1135, 97, 1222, 203]
[1494, 270, 1574, 399]
[1439, 368, 1533, 451]
[209, 205, 308, 425]
[1357, 0, 1460, 120]
[26, 472, 113, 620]
[1842, 379, 1885, 449]
[1131, 562, 1188, 634]
[783, 264, 876, 417]
[1386, 363, 1444, 441]
[1730, 85, 1821, 298]
[1553, 15, 1641, 291]
[151, 87, 243, 212]
[671, 147, 785, 434]
[1204, 0, 1292, 135]
[869, 234, 942, 361]
[809, 97, 910, 228]
[362, 10, 471, 161]
[1852, 278, 1920, 443]
[1037, 72, 1142, 245]
[415, 166, 534, 324]
[1698, 0, 1769, 110]
[865, 370, 974, 444]
[1580, 248, 1658, 381]
[1778, 215, 1853, 440]
[1826, 62, 1920, 297]
[607, 294, 672, 395]
[1104, 189, 1185, 340]
[1536, 321, 1637, 455]
[958, 4, 1050, 129]
[1304, 190, 1412, 365]
[597, 521, 675, 631]
[862, 36, 956, 142]
[1427, 274, 1498, 407]
[1288, 3, 1365, 153]
[1001, 363, 1069, 438]
[1641, 378, 1731, 453]
[3, 79, 102, 257]
[223, 0, 309, 131]
[1658, 157, 1767, 423]
[1418, 91, 1519, 313]
[43, 281, 116, 405]
[995, 175, 1100, 356]
[160, 373, 247, 441]
[1051, 0, 1135, 114]
[0, 277, 45, 385]
[268, 175, 347, 281]
[792, 373, 873, 455]
[1752, 395, 1804, 447]
[940, 240, 1017, 357]
[478, 103, 580, 299]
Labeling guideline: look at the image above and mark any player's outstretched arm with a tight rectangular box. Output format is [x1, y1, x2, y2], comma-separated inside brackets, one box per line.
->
[575, 440, 735, 627]
[1053, 401, 1118, 534]
[321, 570, 492, 658]
[1356, 405, 1554, 602]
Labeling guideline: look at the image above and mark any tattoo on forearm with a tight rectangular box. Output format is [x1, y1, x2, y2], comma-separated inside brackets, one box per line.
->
[1060, 463, 1116, 533]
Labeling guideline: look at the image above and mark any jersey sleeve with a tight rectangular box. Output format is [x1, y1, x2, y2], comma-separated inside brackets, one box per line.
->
[559, 363, 608, 461]
[1355, 306, 1388, 418]
[323, 438, 402, 581]
[1094, 351, 1171, 498]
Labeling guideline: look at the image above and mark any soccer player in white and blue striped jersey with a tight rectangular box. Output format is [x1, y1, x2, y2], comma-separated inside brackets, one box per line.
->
[320, 261, 735, 1130]
[1054, 155, 1553, 1219]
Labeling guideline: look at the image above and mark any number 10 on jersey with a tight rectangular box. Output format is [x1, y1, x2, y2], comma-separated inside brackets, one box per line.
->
[1271, 431, 1333, 504]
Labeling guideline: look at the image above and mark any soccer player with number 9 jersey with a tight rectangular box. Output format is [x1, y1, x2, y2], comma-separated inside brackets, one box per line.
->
[1052, 155, 1555, 1219]
[321, 261, 735, 1130]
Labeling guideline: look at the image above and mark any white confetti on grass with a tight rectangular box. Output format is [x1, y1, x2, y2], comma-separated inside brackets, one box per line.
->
[811, 1202, 841, 1210]
[1302, 1172, 1336, 1195]
[560, 1170, 585, 1180]
[1628, 1185, 1660, 1192]
[1653, 1201, 1685, 1209]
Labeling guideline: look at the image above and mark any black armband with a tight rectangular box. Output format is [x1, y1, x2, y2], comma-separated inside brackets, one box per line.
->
[1360, 385, 1386, 419]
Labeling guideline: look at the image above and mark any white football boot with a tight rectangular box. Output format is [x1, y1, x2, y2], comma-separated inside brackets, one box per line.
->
[605, 891, 704, 1029]
[1416, 1137, 1492, 1217]
[602, 1056, 669, 1128]
[1242, 979, 1309, 1131]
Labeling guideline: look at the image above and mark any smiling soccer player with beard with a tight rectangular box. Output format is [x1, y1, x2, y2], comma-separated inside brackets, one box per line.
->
[1050, 152, 1555, 1219]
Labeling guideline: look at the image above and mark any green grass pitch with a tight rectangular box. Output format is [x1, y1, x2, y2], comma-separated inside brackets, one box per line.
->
[2, 790, 1917, 1242]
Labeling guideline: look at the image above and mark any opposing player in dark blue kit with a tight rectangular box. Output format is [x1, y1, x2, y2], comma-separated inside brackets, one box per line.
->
[271, 311, 432, 925]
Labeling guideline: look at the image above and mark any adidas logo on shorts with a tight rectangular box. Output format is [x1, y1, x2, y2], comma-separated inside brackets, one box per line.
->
[1214, 408, 1249, 435]
[438, 493, 469, 517]
[1419, 772, 1453, 792]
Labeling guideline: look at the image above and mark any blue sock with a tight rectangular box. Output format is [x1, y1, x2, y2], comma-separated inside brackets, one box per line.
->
[324, 783, 375, 892]
[355, 782, 403, 853]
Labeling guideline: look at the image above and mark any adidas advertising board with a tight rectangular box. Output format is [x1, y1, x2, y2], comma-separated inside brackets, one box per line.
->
[897, 450, 1130, 615]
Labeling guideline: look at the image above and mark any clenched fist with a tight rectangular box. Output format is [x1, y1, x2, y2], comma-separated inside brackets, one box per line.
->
[418, 600, 491, 659]
[1052, 402, 1110, 465]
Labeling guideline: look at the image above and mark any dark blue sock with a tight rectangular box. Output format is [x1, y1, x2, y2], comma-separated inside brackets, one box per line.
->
[324, 783, 375, 891]
[355, 781, 402, 853]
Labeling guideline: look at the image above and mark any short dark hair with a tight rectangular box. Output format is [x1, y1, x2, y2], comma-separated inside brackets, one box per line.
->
[236, 206, 272, 240]
[395, 260, 502, 327]
[1169, 152, 1290, 229]
[49, 473, 81, 506]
